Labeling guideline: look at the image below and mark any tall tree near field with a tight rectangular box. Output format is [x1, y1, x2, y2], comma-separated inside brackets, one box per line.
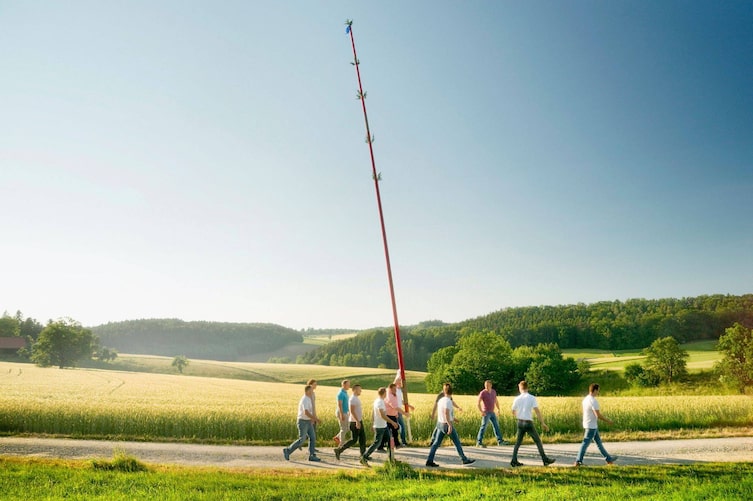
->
[716, 323, 753, 393]
[643, 336, 689, 383]
[172, 355, 189, 374]
[31, 319, 96, 368]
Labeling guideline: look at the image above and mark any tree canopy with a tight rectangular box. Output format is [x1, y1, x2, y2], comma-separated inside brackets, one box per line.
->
[31, 319, 96, 368]
[716, 323, 753, 393]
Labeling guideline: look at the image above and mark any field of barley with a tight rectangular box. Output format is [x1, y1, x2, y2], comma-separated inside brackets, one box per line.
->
[2, 361, 751, 444]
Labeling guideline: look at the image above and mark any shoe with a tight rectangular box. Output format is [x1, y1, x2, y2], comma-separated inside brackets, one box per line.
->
[573, 461, 583, 467]
[462, 458, 476, 465]
[499, 440, 510, 446]
[476, 443, 487, 448]
[510, 460, 524, 467]
[362, 455, 371, 461]
[334, 448, 341, 461]
[425, 461, 439, 467]
[401, 442, 409, 447]
[359, 457, 369, 467]
[309, 456, 321, 462]
[283, 448, 290, 461]
[376, 448, 386, 453]
[333, 436, 341, 446]
[606, 456, 618, 465]
[543, 457, 556, 466]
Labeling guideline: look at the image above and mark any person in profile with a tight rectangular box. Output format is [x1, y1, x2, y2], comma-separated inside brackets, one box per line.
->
[574, 383, 618, 466]
[509, 380, 556, 467]
[361, 386, 398, 467]
[283, 384, 321, 462]
[425, 383, 475, 467]
[334, 384, 366, 461]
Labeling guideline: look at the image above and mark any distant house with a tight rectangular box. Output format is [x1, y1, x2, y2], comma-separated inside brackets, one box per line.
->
[0, 337, 28, 355]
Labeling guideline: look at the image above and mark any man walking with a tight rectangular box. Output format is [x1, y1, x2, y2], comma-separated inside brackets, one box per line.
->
[361, 387, 398, 467]
[425, 384, 475, 467]
[394, 376, 414, 446]
[333, 380, 350, 446]
[476, 379, 507, 447]
[575, 383, 618, 466]
[334, 384, 366, 460]
[283, 384, 321, 462]
[510, 380, 556, 467]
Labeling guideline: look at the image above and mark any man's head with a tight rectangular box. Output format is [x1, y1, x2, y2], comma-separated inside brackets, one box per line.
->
[388, 383, 397, 394]
[394, 376, 403, 388]
[518, 380, 528, 393]
[307, 379, 317, 389]
[484, 380, 493, 390]
[352, 384, 362, 395]
[444, 384, 453, 397]
[342, 380, 350, 390]
[377, 387, 387, 398]
[589, 383, 600, 395]
[304, 385, 313, 396]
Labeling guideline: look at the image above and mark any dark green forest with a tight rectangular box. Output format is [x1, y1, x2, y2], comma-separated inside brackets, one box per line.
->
[299, 294, 753, 371]
[92, 319, 303, 360]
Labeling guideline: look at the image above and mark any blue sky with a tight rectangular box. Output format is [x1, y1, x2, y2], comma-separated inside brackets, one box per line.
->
[1, 1, 751, 330]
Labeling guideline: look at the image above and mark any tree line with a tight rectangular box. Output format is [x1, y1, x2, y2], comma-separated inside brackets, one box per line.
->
[299, 294, 753, 371]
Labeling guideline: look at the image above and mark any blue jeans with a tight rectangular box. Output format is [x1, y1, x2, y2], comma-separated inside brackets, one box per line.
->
[286, 419, 316, 458]
[476, 412, 504, 444]
[397, 414, 408, 445]
[576, 428, 613, 463]
[427, 423, 469, 463]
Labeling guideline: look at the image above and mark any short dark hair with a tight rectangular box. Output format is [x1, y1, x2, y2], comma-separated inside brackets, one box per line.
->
[589, 383, 600, 393]
[518, 380, 528, 390]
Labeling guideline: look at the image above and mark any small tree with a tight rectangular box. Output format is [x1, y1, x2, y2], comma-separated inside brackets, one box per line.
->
[643, 336, 688, 384]
[716, 323, 753, 393]
[31, 319, 96, 369]
[172, 355, 189, 374]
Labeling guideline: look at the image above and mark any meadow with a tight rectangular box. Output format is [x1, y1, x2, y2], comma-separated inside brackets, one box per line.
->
[1, 456, 752, 500]
[563, 340, 720, 372]
[2, 361, 751, 445]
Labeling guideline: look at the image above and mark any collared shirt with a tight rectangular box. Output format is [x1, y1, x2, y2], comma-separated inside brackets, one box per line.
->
[372, 398, 388, 428]
[582, 394, 600, 429]
[385, 391, 399, 417]
[297, 395, 313, 421]
[349, 394, 362, 422]
[478, 389, 497, 412]
[337, 388, 349, 415]
[511, 391, 538, 421]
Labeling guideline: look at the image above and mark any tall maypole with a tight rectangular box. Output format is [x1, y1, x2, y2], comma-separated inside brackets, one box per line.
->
[344, 19, 409, 409]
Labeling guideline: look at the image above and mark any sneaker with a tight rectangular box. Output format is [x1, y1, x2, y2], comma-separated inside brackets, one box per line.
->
[308, 456, 321, 462]
[510, 460, 524, 467]
[359, 457, 370, 467]
[333, 436, 341, 446]
[476, 443, 487, 448]
[606, 456, 618, 465]
[283, 448, 290, 461]
[499, 440, 511, 446]
[334, 448, 341, 461]
[543, 457, 556, 466]
[462, 458, 476, 465]
[401, 442, 409, 447]
[573, 461, 583, 467]
[425, 461, 439, 467]
[362, 455, 371, 461]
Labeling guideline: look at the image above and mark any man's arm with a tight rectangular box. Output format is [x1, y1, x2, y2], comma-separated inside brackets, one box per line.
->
[477, 394, 484, 414]
[534, 407, 549, 432]
[443, 406, 454, 432]
[304, 408, 319, 424]
[379, 408, 398, 428]
[594, 410, 613, 425]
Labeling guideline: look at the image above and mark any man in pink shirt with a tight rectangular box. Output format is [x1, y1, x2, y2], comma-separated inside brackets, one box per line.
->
[476, 380, 508, 447]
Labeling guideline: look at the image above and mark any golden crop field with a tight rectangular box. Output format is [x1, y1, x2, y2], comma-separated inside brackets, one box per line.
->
[1, 361, 751, 444]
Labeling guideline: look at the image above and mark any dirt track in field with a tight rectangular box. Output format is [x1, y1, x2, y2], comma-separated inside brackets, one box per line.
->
[1, 436, 751, 470]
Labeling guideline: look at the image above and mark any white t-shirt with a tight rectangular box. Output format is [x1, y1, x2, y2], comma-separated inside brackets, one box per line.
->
[372, 398, 387, 428]
[511, 391, 538, 421]
[437, 396, 454, 424]
[582, 394, 600, 429]
[349, 394, 362, 422]
[396, 388, 404, 408]
[297, 395, 313, 421]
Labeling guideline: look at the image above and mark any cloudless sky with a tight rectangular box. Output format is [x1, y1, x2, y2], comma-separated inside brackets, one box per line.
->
[1, 1, 751, 330]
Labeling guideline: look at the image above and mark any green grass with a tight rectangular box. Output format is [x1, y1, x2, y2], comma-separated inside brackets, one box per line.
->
[1, 457, 752, 500]
[563, 340, 721, 372]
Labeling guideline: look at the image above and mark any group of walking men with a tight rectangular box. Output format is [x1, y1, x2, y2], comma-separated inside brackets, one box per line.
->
[283, 376, 617, 468]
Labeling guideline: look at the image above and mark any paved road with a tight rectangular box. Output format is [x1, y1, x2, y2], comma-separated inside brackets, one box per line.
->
[1, 436, 751, 469]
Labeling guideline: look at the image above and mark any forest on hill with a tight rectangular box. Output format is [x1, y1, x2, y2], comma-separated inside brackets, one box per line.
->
[92, 319, 303, 361]
[298, 294, 753, 371]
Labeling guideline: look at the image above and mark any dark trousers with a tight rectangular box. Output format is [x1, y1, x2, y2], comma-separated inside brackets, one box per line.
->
[363, 426, 391, 459]
[337, 420, 366, 456]
[380, 416, 399, 448]
[511, 420, 547, 462]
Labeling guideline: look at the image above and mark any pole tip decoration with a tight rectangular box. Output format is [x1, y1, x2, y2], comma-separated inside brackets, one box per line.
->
[345, 19, 353, 34]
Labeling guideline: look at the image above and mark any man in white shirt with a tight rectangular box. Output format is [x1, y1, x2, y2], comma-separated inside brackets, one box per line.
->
[425, 384, 475, 467]
[510, 380, 555, 467]
[575, 383, 617, 466]
[361, 387, 398, 467]
[283, 385, 321, 462]
[334, 384, 366, 460]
